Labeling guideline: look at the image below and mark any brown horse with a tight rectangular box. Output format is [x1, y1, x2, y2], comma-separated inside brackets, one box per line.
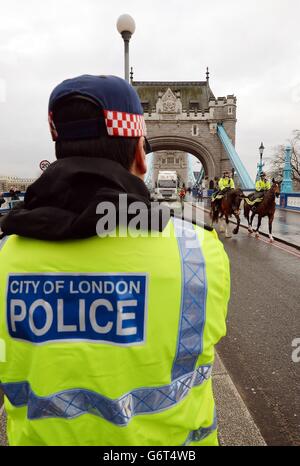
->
[244, 180, 281, 242]
[210, 188, 244, 238]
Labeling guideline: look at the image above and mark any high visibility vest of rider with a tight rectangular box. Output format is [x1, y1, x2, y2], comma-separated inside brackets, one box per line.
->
[0, 220, 229, 446]
[218, 177, 235, 191]
[256, 179, 271, 192]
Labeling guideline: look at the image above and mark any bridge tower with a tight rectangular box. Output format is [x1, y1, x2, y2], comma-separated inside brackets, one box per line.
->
[133, 69, 254, 189]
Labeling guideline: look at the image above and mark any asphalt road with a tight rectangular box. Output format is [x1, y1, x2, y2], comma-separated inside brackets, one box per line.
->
[204, 211, 300, 446]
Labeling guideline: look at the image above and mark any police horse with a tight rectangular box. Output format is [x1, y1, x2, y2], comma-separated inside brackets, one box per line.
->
[210, 189, 244, 238]
[244, 180, 281, 243]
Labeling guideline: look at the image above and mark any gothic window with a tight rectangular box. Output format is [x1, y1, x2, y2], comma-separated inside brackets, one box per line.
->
[228, 106, 233, 115]
[141, 101, 149, 113]
[192, 125, 199, 136]
[189, 100, 199, 112]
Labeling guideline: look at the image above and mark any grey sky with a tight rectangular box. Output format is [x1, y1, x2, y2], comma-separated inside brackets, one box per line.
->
[0, 0, 299, 179]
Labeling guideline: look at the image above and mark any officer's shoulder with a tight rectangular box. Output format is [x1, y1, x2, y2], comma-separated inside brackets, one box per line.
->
[170, 212, 213, 232]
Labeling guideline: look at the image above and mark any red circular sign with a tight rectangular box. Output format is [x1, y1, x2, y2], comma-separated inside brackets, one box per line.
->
[39, 160, 51, 171]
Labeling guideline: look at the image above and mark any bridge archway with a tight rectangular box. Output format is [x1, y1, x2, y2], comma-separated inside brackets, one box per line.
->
[147, 135, 217, 180]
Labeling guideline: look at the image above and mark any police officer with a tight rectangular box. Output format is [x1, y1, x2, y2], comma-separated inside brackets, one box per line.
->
[256, 172, 271, 194]
[247, 172, 271, 207]
[0, 75, 230, 446]
[218, 171, 235, 192]
[212, 171, 235, 210]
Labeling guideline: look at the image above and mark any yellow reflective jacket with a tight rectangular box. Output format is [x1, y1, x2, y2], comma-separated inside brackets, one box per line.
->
[218, 178, 235, 191]
[0, 219, 230, 446]
[256, 180, 271, 192]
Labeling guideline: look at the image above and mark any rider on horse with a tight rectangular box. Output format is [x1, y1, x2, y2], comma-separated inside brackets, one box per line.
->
[212, 171, 235, 212]
[219, 171, 235, 192]
[246, 172, 271, 210]
[256, 172, 271, 193]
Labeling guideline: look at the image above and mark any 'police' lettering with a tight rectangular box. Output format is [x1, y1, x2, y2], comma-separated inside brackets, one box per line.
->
[7, 274, 148, 345]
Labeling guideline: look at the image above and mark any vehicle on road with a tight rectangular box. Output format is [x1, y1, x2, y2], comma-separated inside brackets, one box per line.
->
[156, 170, 178, 201]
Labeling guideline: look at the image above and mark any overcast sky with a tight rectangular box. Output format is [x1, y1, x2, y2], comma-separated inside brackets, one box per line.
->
[0, 0, 299, 180]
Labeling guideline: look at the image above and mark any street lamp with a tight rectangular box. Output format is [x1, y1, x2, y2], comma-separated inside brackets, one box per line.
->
[257, 142, 265, 180]
[259, 142, 265, 162]
[116, 14, 136, 82]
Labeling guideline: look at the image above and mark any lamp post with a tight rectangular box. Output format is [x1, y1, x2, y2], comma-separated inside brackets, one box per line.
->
[116, 14, 136, 82]
[281, 146, 293, 194]
[256, 142, 265, 181]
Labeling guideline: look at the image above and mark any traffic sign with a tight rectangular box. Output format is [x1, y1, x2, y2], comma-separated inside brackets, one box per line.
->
[39, 160, 50, 171]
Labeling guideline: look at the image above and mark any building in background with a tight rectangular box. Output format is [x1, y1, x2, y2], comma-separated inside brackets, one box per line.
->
[0, 176, 36, 192]
[133, 71, 237, 184]
[152, 150, 188, 187]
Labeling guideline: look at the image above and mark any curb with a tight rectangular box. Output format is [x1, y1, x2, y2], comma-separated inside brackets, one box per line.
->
[213, 353, 266, 446]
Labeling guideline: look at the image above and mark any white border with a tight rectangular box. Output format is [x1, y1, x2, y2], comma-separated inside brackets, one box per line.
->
[5, 272, 149, 348]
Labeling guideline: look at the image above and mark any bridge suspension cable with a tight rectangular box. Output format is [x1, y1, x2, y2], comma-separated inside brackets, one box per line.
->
[217, 125, 254, 190]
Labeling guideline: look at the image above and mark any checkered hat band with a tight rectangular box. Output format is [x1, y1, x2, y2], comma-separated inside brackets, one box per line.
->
[103, 110, 147, 137]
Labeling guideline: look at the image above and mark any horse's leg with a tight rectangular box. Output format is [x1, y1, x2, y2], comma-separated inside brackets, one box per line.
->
[209, 205, 215, 228]
[245, 204, 254, 234]
[219, 216, 226, 233]
[225, 214, 232, 238]
[268, 213, 274, 243]
[255, 215, 262, 238]
[233, 212, 240, 235]
[249, 210, 256, 234]
[211, 202, 219, 227]
[244, 204, 250, 231]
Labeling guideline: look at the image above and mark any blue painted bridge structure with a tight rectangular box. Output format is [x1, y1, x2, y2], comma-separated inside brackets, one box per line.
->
[217, 125, 254, 190]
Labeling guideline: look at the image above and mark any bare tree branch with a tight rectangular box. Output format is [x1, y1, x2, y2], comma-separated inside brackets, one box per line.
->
[267, 131, 300, 185]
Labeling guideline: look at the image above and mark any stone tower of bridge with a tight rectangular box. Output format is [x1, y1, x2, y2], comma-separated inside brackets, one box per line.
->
[152, 150, 188, 187]
[133, 71, 237, 181]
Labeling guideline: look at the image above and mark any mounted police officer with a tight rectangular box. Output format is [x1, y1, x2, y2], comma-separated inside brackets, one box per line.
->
[212, 171, 235, 211]
[246, 172, 271, 209]
[219, 171, 235, 192]
[0, 75, 230, 446]
[256, 172, 271, 194]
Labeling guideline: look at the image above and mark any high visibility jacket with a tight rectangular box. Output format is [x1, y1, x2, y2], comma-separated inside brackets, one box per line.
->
[0, 219, 230, 446]
[256, 179, 271, 192]
[218, 178, 235, 191]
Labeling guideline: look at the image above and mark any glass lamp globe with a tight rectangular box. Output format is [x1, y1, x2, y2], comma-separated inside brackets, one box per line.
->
[116, 14, 136, 34]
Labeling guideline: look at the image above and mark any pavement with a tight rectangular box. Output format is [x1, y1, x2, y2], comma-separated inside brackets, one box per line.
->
[0, 404, 6, 446]
[213, 354, 266, 446]
[0, 354, 266, 446]
[269, 208, 300, 247]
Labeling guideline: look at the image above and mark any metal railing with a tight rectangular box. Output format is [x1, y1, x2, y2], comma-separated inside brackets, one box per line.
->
[0, 192, 25, 214]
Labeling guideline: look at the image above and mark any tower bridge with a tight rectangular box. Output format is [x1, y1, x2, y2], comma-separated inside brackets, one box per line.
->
[133, 72, 254, 189]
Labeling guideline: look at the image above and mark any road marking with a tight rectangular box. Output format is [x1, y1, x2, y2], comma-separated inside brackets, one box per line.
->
[253, 235, 300, 258]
